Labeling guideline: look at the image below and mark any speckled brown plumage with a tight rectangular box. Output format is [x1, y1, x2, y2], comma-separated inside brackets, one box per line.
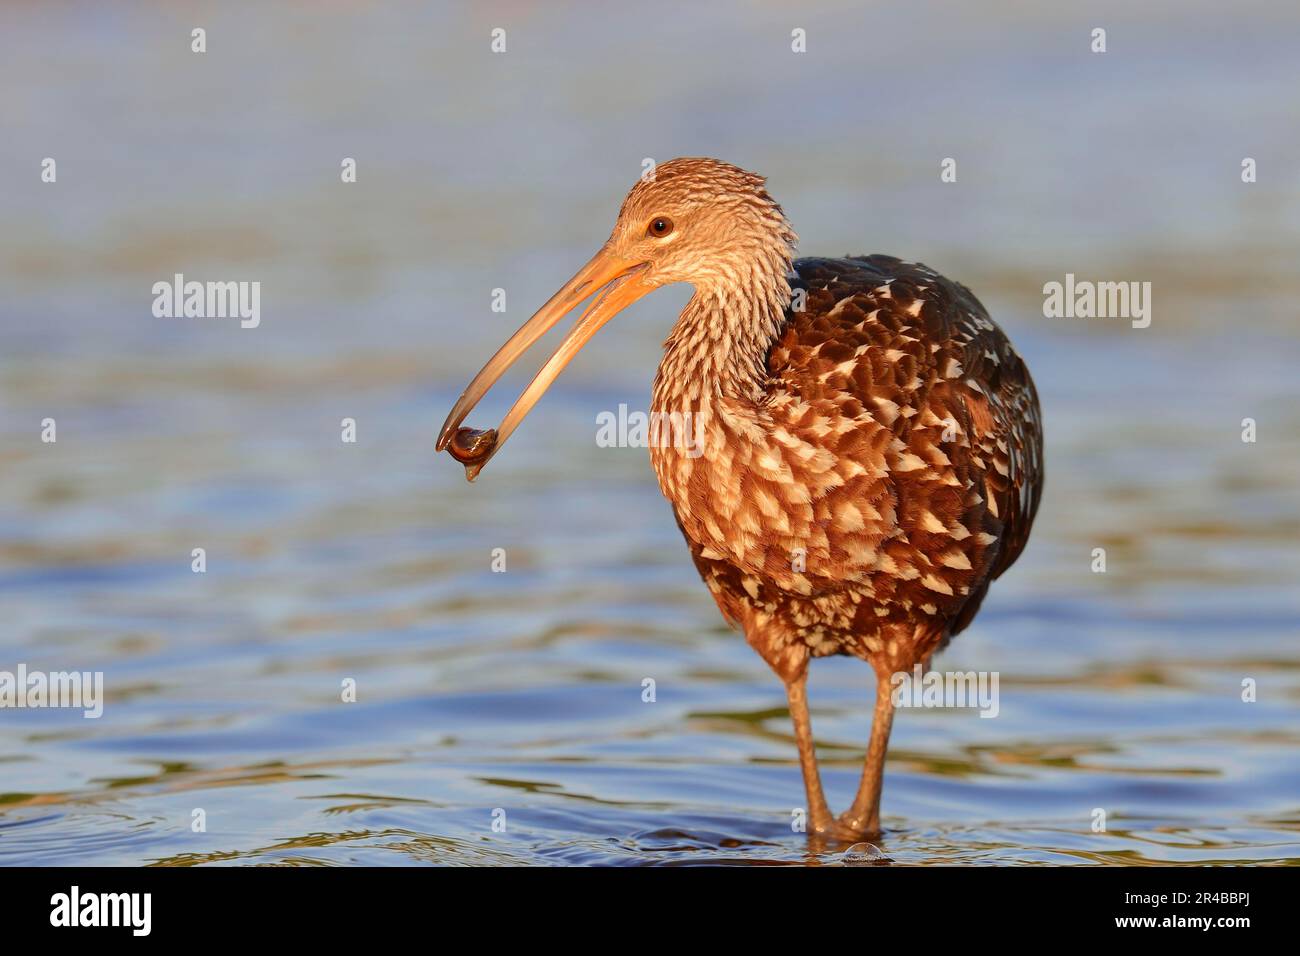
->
[652, 254, 1042, 682]
[439, 157, 1044, 841]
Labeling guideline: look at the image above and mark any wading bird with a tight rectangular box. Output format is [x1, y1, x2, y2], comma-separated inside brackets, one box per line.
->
[438, 158, 1042, 840]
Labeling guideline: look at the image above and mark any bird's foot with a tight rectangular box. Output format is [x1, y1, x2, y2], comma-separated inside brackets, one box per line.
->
[808, 816, 871, 844]
[834, 810, 881, 841]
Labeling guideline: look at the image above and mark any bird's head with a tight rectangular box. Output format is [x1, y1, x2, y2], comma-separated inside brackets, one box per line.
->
[437, 157, 795, 480]
[608, 158, 797, 289]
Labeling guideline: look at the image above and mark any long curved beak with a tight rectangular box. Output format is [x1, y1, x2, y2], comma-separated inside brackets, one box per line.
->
[437, 246, 653, 481]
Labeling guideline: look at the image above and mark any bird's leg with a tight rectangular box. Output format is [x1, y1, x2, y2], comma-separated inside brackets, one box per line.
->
[783, 670, 841, 838]
[838, 671, 897, 836]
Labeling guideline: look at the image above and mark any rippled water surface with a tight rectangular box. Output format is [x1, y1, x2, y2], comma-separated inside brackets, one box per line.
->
[2, 1, 1299, 865]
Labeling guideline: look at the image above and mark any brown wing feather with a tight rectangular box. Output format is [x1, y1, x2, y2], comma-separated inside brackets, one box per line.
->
[777, 255, 1043, 630]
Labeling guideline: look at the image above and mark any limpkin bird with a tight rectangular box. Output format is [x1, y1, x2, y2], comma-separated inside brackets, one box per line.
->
[438, 158, 1043, 840]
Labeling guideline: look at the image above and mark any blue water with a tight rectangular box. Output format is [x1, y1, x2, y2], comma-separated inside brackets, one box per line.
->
[1, 0, 1298, 865]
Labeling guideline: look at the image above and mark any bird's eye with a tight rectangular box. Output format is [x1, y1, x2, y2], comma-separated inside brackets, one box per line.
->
[647, 217, 674, 238]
